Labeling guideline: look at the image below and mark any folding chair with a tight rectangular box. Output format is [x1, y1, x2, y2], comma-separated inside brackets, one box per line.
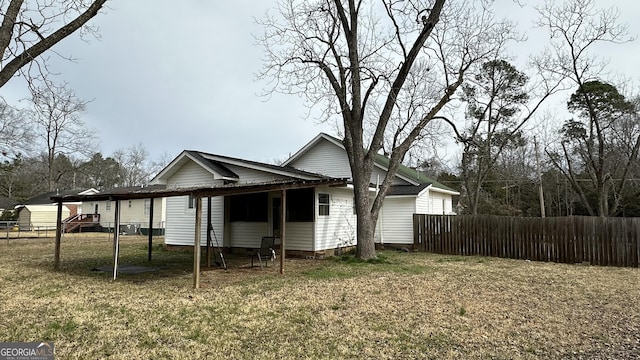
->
[251, 236, 276, 269]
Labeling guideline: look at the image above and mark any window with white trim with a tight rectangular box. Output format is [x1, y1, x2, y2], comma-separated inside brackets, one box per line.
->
[318, 193, 330, 216]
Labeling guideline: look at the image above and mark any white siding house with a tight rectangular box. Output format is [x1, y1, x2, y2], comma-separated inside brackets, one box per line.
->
[284, 133, 459, 247]
[16, 188, 99, 231]
[150, 150, 354, 254]
[152, 132, 458, 254]
[83, 185, 167, 234]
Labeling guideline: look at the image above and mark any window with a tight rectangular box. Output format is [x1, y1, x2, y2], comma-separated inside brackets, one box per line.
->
[318, 193, 330, 216]
[106, 201, 111, 211]
[230, 193, 268, 222]
[286, 188, 313, 222]
[188, 194, 196, 209]
[144, 199, 151, 215]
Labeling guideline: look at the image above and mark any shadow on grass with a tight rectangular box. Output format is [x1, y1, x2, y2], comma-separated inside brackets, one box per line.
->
[17, 238, 223, 283]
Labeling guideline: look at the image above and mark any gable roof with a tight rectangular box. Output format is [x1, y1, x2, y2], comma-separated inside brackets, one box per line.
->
[19, 204, 69, 213]
[285, 133, 457, 193]
[22, 188, 99, 205]
[151, 150, 239, 183]
[152, 150, 336, 185]
[373, 154, 457, 193]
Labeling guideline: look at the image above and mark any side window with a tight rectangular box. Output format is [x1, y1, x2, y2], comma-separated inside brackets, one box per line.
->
[318, 193, 330, 216]
[188, 194, 196, 209]
[106, 201, 111, 211]
[144, 199, 151, 215]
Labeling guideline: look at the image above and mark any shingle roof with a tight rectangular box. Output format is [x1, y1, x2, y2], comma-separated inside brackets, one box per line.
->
[374, 154, 457, 193]
[387, 183, 431, 196]
[190, 150, 335, 180]
[24, 189, 93, 205]
[316, 132, 457, 193]
[185, 151, 238, 179]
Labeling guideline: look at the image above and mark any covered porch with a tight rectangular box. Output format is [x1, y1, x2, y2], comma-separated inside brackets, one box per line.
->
[50, 178, 347, 288]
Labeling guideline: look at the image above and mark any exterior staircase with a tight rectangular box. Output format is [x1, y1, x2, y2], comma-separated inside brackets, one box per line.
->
[63, 214, 101, 233]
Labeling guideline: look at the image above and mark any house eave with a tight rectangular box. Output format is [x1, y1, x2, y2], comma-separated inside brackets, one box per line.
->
[51, 178, 349, 203]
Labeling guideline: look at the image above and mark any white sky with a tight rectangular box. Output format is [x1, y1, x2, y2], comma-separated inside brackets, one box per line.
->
[2, 0, 639, 164]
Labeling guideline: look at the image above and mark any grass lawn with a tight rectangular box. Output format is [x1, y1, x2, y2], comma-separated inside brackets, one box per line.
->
[0, 234, 638, 359]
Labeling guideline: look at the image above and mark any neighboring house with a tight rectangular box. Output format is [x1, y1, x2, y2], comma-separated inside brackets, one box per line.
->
[283, 133, 459, 247]
[82, 185, 166, 235]
[15, 189, 99, 231]
[19, 188, 100, 215]
[150, 150, 354, 256]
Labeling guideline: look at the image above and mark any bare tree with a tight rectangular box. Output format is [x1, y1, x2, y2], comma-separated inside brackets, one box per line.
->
[0, 0, 107, 88]
[0, 99, 31, 156]
[29, 81, 95, 191]
[112, 143, 159, 187]
[548, 81, 637, 216]
[536, 0, 636, 217]
[0, 154, 24, 199]
[259, 0, 518, 259]
[457, 59, 562, 214]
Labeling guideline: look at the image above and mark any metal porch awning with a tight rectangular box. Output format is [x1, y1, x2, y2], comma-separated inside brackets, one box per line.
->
[51, 178, 347, 288]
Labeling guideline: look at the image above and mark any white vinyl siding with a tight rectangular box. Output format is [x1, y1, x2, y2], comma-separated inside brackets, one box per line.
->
[164, 161, 225, 246]
[314, 187, 357, 251]
[416, 189, 431, 213]
[429, 191, 454, 214]
[285, 222, 314, 251]
[290, 137, 411, 186]
[226, 221, 315, 251]
[288, 139, 353, 178]
[227, 222, 270, 248]
[87, 198, 165, 229]
[18, 205, 70, 230]
[168, 161, 222, 187]
[378, 197, 416, 245]
[165, 196, 224, 246]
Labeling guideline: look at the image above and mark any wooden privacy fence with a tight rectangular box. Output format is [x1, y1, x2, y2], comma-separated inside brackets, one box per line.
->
[413, 215, 640, 267]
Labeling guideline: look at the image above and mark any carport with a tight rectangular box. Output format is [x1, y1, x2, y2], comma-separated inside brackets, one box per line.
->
[50, 178, 347, 288]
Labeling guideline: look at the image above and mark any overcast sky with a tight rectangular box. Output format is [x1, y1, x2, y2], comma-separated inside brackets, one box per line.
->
[3, 0, 640, 164]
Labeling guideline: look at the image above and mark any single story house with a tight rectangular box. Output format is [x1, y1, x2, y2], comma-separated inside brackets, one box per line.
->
[150, 133, 458, 255]
[81, 185, 166, 235]
[150, 151, 354, 256]
[16, 189, 99, 231]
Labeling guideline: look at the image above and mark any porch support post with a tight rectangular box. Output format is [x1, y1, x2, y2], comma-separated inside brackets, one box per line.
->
[193, 195, 202, 289]
[113, 200, 121, 281]
[206, 196, 212, 268]
[280, 189, 286, 274]
[54, 201, 63, 270]
[148, 197, 154, 262]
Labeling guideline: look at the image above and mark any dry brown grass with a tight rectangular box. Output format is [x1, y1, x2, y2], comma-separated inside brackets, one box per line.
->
[0, 235, 638, 359]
